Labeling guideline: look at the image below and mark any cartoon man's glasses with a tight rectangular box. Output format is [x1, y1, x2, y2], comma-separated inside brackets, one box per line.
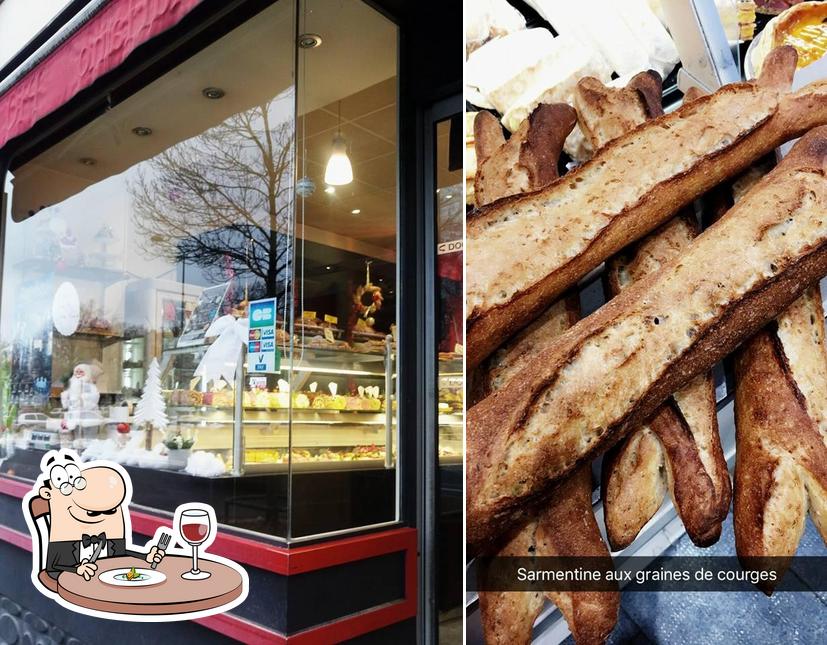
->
[50, 463, 87, 496]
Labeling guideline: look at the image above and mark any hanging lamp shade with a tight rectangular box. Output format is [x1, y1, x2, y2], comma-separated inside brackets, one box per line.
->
[324, 133, 353, 185]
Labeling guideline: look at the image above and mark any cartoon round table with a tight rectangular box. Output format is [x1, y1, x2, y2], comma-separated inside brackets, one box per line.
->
[57, 555, 244, 616]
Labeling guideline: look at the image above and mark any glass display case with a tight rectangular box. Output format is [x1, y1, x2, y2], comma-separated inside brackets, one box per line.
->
[159, 337, 402, 474]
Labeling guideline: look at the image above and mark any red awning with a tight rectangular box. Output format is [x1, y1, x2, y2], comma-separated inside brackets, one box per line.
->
[0, 0, 203, 152]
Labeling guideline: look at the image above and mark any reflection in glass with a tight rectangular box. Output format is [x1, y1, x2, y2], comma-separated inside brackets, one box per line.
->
[435, 115, 463, 642]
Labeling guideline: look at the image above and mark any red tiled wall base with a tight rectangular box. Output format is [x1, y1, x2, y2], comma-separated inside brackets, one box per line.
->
[0, 477, 416, 642]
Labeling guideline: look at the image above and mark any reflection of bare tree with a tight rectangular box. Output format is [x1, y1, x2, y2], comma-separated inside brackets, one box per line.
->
[130, 99, 293, 297]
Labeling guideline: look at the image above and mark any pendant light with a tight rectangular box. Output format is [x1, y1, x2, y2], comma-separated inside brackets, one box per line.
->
[324, 101, 353, 186]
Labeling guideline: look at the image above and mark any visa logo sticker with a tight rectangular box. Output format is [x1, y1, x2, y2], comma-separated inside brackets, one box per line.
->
[247, 298, 278, 374]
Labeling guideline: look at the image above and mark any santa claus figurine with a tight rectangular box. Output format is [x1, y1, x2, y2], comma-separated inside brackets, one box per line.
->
[60, 363, 102, 429]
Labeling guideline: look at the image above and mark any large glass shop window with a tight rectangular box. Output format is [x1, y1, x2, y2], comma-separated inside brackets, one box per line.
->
[288, 0, 399, 538]
[0, 0, 400, 541]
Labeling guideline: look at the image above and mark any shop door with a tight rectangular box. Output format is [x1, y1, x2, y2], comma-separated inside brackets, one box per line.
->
[423, 96, 463, 644]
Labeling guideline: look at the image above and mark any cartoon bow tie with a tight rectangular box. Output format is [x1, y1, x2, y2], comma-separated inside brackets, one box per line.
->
[82, 533, 106, 548]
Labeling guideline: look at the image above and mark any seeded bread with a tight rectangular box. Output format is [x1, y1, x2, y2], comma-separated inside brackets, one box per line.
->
[575, 75, 731, 550]
[574, 71, 664, 149]
[734, 289, 827, 593]
[602, 216, 731, 550]
[474, 103, 577, 207]
[476, 93, 617, 645]
[480, 466, 619, 645]
[467, 127, 827, 550]
[466, 46, 827, 370]
[474, 293, 580, 403]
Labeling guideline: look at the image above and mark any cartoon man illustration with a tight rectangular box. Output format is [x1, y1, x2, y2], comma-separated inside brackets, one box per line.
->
[24, 449, 249, 622]
[36, 451, 165, 580]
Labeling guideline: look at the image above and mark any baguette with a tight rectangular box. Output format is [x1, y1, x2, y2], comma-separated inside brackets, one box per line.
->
[577, 75, 731, 549]
[476, 97, 618, 645]
[480, 466, 619, 645]
[731, 159, 827, 592]
[467, 126, 827, 550]
[475, 293, 580, 402]
[466, 46, 827, 370]
[734, 287, 827, 593]
[602, 216, 731, 549]
[574, 71, 663, 150]
[474, 103, 577, 207]
[475, 72, 664, 402]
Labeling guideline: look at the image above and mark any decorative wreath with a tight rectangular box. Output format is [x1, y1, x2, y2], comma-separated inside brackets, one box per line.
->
[352, 261, 381, 326]
[353, 283, 383, 327]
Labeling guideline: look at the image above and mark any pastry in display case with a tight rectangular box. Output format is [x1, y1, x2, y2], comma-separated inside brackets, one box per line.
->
[437, 355, 463, 464]
[161, 333, 405, 474]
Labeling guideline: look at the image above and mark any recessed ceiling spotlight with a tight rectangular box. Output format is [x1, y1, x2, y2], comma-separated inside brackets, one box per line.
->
[202, 87, 225, 100]
[298, 33, 323, 49]
[324, 186, 335, 194]
[132, 126, 152, 136]
[351, 209, 361, 215]
[325, 265, 332, 270]
[79, 157, 96, 166]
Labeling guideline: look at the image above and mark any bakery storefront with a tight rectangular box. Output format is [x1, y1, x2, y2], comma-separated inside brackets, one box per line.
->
[0, 0, 461, 642]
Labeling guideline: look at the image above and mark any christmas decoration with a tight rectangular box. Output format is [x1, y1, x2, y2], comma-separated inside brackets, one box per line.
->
[347, 260, 383, 339]
[60, 363, 102, 432]
[194, 314, 249, 385]
[296, 176, 316, 198]
[133, 358, 168, 449]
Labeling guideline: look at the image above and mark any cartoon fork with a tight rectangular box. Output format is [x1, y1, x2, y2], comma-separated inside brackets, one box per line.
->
[151, 532, 171, 570]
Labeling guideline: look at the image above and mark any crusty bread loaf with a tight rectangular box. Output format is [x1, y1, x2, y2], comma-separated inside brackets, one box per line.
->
[602, 217, 731, 550]
[466, 46, 827, 370]
[576, 75, 730, 550]
[734, 287, 827, 593]
[480, 466, 619, 645]
[479, 521, 545, 645]
[474, 293, 580, 403]
[476, 92, 618, 645]
[467, 126, 827, 550]
[474, 72, 666, 404]
[474, 103, 577, 207]
[478, 296, 620, 643]
[574, 71, 664, 148]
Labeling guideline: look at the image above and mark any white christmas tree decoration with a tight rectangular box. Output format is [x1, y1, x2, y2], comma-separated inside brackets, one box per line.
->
[134, 358, 169, 432]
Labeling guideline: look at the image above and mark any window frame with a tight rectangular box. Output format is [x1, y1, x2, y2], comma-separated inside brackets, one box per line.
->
[0, 0, 414, 547]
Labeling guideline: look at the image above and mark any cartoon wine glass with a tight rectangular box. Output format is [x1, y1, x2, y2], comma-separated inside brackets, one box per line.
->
[180, 508, 211, 580]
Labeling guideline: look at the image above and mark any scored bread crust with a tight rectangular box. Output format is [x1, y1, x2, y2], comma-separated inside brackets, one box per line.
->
[474, 293, 580, 403]
[575, 76, 730, 550]
[534, 467, 619, 645]
[602, 216, 731, 550]
[479, 520, 546, 645]
[480, 466, 619, 645]
[467, 127, 827, 550]
[466, 46, 827, 370]
[474, 103, 577, 207]
[575, 71, 664, 149]
[476, 98, 618, 644]
[734, 287, 827, 594]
